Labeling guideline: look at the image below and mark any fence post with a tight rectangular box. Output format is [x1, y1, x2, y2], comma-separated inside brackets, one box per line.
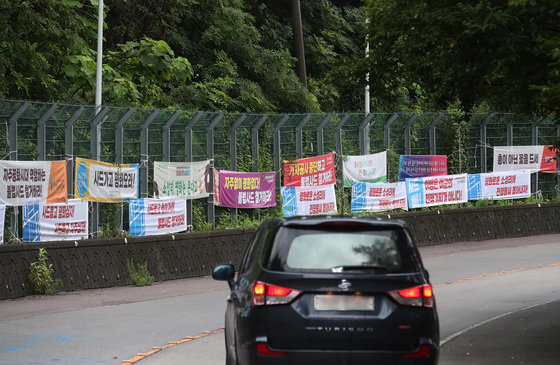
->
[296, 114, 311, 158]
[7, 101, 31, 241]
[383, 113, 399, 149]
[359, 113, 374, 155]
[207, 113, 224, 228]
[65, 106, 85, 199]
[37, 103, 58, 160]
[335, 114, 350, 157]
[316, 114, 332, 156]
[185, 111, 203, 228]
[89, 106, 110, 238]
[273, 114, 289, 190]
[115, 108, 135, 164]
[404, 113, 419, 155]
[162, 110, 181, 162]
[531, 116, 545, 195]
[251, 114, 268, 172]
[230, 114, 247, 171]
[140, 109, 160, 198]
[507, 121, 514, 146]
[429, 113, 445, 155]
[480, 113, 494, 173]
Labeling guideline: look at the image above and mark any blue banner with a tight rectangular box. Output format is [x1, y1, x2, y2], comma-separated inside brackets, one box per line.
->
[23, 203, 41, 242]
[129, 199, 146, 237]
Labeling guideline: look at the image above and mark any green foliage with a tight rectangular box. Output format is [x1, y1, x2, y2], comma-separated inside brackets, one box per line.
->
[126, 258, 154, 286]
[28, 248, 62, 295]
[441, 100, 469, 174]
[363, 0, 560, 115]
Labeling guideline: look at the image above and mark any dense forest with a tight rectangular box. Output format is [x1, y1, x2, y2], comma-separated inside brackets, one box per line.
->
[1, 0, 558, 117]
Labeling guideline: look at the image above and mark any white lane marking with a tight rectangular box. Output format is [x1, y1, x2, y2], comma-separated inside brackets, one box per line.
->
[440, 299, 559, 346]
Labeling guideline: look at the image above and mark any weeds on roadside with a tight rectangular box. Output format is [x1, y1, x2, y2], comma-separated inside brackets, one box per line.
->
[28, 248, 63, 295]
[126, 258, 154, 286]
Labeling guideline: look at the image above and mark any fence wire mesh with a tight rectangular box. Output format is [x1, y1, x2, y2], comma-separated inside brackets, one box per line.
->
[0, 98, 558, 242]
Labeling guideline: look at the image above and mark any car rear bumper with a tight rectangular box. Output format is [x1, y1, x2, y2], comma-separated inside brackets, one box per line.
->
[238, 339, 439, 365]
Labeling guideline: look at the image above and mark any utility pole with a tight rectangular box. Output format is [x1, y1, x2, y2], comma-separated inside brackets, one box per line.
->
[291, 0, 307, 88]
[95, 0, 103, 113]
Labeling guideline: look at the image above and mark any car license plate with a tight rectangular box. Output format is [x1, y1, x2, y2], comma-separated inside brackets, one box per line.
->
[314, 295, 374, 311]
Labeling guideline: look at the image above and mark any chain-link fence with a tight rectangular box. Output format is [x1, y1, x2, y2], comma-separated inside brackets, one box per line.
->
[1, 99, 558, 242]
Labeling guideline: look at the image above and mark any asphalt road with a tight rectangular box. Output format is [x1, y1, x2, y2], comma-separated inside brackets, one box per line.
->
[0, 234, 559, 365]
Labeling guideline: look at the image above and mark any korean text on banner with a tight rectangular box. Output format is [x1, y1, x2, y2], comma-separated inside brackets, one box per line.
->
[0, 160, 67, 206]
[23, 199, 88, 242]
[129, 198, 187, 237]
[74, 158, 138, 202]
[468, 171, 531, 200]
[351, 181, 408, 213]
[493, 145, 557, 173]
[217, 171, 276, 208]
[154, 160, 211, 199]
[0, 205, 5, 244]
[283, 152, 336, 187]
[281, 184, 337, 217]
[343, 151, 387, 187]
[398, 155, 448, 181]
[406, 174, 468, 209]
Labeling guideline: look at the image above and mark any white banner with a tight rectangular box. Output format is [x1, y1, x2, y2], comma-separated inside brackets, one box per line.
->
[468, 171, 531, 200]
[406, 174, 468, 209]
[493, 145, 557, 173]
[154, 161, 211, 200]
[343, 151, 387, 187]
[129, 198, 187, 237]
[351, 181, 408, 213]
[281, 184, 337, 217]
[75, 158, 138, 202]
[23, 199, 88, 242]
[0, 205, 5, 244]
[0, 160, 68, 206]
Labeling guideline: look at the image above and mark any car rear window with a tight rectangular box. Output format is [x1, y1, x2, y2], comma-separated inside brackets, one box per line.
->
[266, 227, 419, 273]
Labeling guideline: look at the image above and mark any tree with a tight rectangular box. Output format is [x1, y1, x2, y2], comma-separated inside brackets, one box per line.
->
[362, 0, 560, 115]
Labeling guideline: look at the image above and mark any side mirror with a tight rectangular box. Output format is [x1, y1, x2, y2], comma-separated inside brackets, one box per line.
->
[212, 264, 235, 281]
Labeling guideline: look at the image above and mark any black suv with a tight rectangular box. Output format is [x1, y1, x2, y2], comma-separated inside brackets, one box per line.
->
[213, 216, 439, 365]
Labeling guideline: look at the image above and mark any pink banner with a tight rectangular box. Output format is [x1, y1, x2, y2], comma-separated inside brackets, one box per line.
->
[218, 171, 276, 208]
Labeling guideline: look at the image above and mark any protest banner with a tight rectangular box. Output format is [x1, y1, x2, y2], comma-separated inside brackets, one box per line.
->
[351, 181, 408, 213]
[153, 160, 211, 199]
[74, 158, 138, 202]
[398, 155, 448, 181]
[493, 145, 557, 173]
[129, 198, 187, 237]
[281, 184, 337, 217]
[23, 199, 88, 242]
[283, 152, 336, 187]
[216, 171, 276, 208]
[0, 160, 67, 206]
[405, 174, 468, 209]
[468, 171, 531, 200]
[0, 205, 5, 244]
[343, 151, 387, 187]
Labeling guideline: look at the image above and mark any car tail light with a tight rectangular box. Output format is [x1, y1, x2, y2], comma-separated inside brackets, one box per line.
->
[252, 281, 301, 306]
[257, 343, 285, 357]
[388, 284, 434, 308]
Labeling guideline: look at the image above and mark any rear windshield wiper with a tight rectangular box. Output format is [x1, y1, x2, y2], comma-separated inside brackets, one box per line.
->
[331, 265, 387, 273]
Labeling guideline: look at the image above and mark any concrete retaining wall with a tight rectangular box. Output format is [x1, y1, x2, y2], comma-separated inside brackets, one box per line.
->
[1, 203, 559, 300]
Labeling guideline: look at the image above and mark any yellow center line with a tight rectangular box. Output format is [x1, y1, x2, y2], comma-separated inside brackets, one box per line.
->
[121, 328, 224, 364]
[434, 261, 560, 288]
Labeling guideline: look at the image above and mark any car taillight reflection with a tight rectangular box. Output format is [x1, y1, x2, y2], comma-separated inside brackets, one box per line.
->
[252, 281, 301, 306]
[388, 284, 434, 308]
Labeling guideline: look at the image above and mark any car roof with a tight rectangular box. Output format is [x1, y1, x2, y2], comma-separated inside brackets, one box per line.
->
[268, 215, 409, 229]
